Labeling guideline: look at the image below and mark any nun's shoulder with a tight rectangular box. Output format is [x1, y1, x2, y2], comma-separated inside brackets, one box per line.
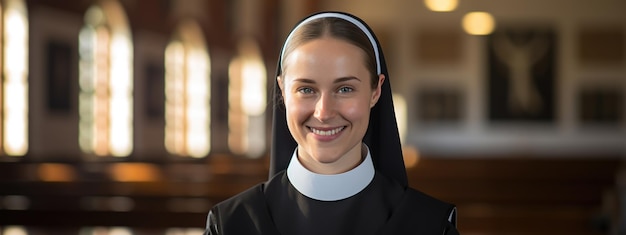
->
[208, 182, 266, 228]
[383, 187, 458, 234]
[405, 187, 456, 219]
[405, 187, 457, 227]
[207, 182, 279, 235]
[405, 187, 453, 208]
[213, 183, 266, 211]
[208, 172, 287, 223]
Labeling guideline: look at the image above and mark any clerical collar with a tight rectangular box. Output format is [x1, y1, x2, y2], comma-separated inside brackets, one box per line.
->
[286, 145, 375, 201]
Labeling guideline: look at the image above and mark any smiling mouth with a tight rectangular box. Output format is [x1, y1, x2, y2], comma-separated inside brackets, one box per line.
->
[309, 126, 345, 136]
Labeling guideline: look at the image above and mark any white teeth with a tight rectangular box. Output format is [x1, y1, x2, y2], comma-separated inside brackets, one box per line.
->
[310, 127, 344, 136]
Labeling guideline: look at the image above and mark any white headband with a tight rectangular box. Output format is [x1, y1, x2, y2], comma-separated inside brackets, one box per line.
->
[280, 12, 381, 75]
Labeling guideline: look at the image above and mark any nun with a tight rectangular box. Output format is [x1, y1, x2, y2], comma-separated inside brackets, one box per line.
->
[204, 11, 459, 235]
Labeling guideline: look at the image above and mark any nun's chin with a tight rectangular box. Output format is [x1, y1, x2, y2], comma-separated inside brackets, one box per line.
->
[297, 142, 364, 175]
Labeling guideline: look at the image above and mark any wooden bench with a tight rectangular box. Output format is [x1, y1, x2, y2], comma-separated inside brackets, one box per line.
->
[0, 155, 621, 235]
[408, 157, 622, 235]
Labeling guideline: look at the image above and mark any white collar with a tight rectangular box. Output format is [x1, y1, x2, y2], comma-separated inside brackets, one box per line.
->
[286, 145, 375, 201]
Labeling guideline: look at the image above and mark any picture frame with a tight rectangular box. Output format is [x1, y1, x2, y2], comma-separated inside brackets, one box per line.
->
[487, 26, 556, 123]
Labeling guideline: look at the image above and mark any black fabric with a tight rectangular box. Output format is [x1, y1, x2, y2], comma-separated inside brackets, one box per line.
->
[270, 11, 407, 187]
[266, 171, 403, 235]
[381, 188, 459, 235]
[205, 184, 280, 235]
[205, 11, 459, 235]
[205, 171, 458, 235]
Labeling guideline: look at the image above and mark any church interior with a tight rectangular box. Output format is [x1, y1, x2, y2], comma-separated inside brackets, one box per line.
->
[0, 0, 625, 234]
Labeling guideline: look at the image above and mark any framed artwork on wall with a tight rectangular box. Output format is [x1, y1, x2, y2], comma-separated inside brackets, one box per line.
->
[578, 86, 623, 126]
[577, 26, 624, 66]
[415, 87, 463, 124]
[487, 26, 556, 123]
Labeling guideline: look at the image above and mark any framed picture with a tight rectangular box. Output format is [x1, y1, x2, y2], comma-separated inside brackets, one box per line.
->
[578, 87, 623, 125]
[487, 27, 556, 122]
[578, 26, 624, 66]
[416, 87, 463, 124]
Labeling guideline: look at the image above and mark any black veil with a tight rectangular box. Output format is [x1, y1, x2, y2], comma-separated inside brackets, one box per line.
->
[269, 11, 408, 187]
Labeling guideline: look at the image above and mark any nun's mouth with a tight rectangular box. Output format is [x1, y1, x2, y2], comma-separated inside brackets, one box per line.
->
[309, 126, 345, 136]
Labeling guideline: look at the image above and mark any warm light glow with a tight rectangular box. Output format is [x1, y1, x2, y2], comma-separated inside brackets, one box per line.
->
[165, 228, 205, 235]
[38, 163, 77, 182]
[185, 50, 210, 158]
[78, 26, 96, 154]
[2, 0, 28, 156]
[165, 20, 211, 158]
[393, 94, 407, 145]
[228, 57, 247, 155]
[228, 39, 267, 158]
[165, 41, 185, 155]
[84, 4, 104, 26]
[93, 26, 111, 156]
[424, 0, 458, 12]
[402, 146, 420, 168]
[239, 39, 267, 116]
[108, 227, 133, 235]
[462, 12, 496, 36]
[242, 61, 267, 115]
[79, 1, 133, 157]
[108, 34, 133, 156]
[0, 2, 3, 156]
[3, 226, 28, 235]
[80, 227, 134, 235]
[109, 163, 161, 182]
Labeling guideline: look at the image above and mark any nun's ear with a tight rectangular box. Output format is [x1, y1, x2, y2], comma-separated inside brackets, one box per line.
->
[277, 76, 285, 95]
[370, 74, 385, 108]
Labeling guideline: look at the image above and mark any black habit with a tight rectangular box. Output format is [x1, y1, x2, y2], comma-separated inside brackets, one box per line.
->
[204, 11, 459, 235]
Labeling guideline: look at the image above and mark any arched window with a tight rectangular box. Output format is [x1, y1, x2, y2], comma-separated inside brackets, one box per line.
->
[164, 20, 211, 158]
[228, 38, 266, 158]
[1, 0, 28, 157]
[78, 0, 133, 157]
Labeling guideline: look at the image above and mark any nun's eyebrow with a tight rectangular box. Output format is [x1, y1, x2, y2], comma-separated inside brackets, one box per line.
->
[292, 76, 361, 84]
[334, 76, 361, 83]
[292, 78, 316, 84]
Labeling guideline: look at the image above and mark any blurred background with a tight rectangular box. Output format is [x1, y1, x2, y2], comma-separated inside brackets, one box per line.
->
[0, 0, 625, 234]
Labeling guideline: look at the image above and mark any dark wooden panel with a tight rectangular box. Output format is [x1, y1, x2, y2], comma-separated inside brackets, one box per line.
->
[0, 156, 620, 235]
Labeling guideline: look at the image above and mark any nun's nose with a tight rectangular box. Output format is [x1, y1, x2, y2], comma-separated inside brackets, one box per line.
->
[313, 93, 336, 122]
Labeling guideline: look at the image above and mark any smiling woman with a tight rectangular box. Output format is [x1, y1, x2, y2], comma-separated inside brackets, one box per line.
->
[203, 12, 459, 235]
[277, 37, 383, 174]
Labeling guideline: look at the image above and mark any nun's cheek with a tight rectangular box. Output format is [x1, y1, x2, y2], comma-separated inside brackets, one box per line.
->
[285, 103, 313, 122]
[341, 103, 371, 119]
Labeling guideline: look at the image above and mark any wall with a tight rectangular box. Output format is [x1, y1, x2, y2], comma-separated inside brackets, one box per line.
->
[315, 0, 626, 157]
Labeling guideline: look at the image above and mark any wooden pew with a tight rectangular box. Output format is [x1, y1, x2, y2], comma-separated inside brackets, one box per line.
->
[407, 157, 622, 235]
[0, 155, 621, 235]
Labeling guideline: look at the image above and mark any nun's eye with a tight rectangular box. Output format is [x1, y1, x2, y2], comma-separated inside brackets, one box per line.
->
[338, 87, 353, 93]
[297, 87, 314, 94]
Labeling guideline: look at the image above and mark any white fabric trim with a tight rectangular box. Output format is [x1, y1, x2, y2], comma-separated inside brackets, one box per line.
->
[280, 12, 381, 74]
[286, 145, 375, 201]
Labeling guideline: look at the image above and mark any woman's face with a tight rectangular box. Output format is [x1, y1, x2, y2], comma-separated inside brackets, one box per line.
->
[279, 37, 384, 174]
